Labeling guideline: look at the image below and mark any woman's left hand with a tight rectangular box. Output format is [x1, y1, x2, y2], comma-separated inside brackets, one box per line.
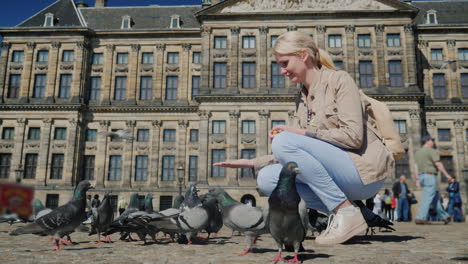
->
[270, 125, 306, 140]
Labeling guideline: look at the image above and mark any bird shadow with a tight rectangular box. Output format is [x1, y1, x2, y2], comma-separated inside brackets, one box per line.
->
[65, 246, 113, 251]
[288, 253, 332, 262]
[343, 235, 424, 245]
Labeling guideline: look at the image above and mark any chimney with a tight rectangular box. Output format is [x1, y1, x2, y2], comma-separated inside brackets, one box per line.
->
[95, 0, 108, 7]
[76, 2, 89, 8]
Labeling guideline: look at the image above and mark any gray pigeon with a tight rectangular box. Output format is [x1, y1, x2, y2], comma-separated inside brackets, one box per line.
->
[0, 211, 24, 225]
[268, 162, 305, 264]
[98, 129, 134, 141]
[89, 191, 114, 243]
[173, 195, 185, 209]
[104, 193, 140, 240]
[127, 193, 159, 244]
[353, 200, 395, 235]
[9, 180, 93, 251]
[32, 199, 52, 221]
[202, 196, 223, 240]
[180, 184, 202, 212]
[208, 187, 269, 256]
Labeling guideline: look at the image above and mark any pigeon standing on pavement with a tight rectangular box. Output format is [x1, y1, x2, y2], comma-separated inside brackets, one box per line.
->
[9, 180, 94, 251]
[207, 187, 269, 256]
[104, 193, 140, 240]
[353, 200, 395, 235]
[98, 129, 134, 141]
[89, 191, 114, 243]
[203, 196, 223, 240]
[268, 162, 306, 264]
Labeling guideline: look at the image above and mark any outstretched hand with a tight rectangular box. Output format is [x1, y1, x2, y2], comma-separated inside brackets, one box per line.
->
[213, 159, 254, 168]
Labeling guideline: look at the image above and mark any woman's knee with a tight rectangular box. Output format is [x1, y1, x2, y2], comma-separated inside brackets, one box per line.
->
[257, 164, 281, 196]
[271, 132, 297, 157]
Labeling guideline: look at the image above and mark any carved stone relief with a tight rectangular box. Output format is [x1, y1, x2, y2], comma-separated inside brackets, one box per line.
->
[358, 49, 373, 56]
[156, 44, 166, 51]
[92, 66, 103, 73]
[35, 64, 48, 71]
[25, 143, 40, 149]
[241, 52, 257, 58]
[52, 143, 67, 150]
[426, 119, 436, 128]
[211, 134, 226, 144]
[141, 65, 154, 72]
[9, 64, 23, 71]
[213, 53, 228, 58]
[409, 109, 421, 120]
[60, 64, 74, 71]
[115, 66, 128, 73]
[165, 65, 180, 73]
[241, 134, 256, 144]
[387, 50, 402, 56]
[0, 143, 14, 150]
[109, 143, 123, 151]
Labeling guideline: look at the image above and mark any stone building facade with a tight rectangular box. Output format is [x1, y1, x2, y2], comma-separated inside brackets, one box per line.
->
[0, 0, 467, 210]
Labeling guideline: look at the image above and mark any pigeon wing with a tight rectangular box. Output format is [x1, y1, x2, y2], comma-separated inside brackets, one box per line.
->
[229, 204, 265, 230]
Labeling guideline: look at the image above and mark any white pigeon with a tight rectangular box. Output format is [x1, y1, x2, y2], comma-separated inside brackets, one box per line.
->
[98, 129, 134, 141]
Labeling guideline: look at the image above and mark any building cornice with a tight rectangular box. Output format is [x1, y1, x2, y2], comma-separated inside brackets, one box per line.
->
[88, 105, 199, 113]
[0, 104, 84, 111]
[365, 93, 425, 102]
[195, 95, 296, 103]
[424, 104, 468, 112]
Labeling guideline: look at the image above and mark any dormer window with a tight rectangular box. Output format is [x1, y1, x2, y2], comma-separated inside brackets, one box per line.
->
[170, 15, 180, 29]
[44, 13, 54, 27]
[427, 10, 438, 24]
[121, 15, 132, 29]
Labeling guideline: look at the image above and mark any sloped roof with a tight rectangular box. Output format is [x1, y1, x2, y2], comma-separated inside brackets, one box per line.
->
[412, 0, 468, 25]
[17, 0, 84, 28]
[79, 5, 202, 30]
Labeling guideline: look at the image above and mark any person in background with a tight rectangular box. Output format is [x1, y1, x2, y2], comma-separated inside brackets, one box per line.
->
[447, 177, 463, 222]
[414, 135, 452, 225]
[382, 189, 392, 220]
[118, 197, 127, 216]
[442, 193, 449, 211]
[373, 192, 383, 217]
[390, 195, 397, 222]
[86, 194, 92, 218]
[392, 175, 410, 222]
[91, 194, 101, 208]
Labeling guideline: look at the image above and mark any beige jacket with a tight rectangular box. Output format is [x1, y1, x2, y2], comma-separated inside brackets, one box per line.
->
[252, 67, 394, 185]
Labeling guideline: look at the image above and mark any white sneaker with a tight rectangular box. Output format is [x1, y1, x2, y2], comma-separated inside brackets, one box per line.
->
[315, 206, 367, 245]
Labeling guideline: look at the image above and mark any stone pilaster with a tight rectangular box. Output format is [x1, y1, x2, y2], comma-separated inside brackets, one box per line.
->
[65, 118, 78, 185]
[258, 110, 270, 157]
[20, 42, 35, 102]
[127, 44, 139, 104]
[122, 120, 135, 187]
[177, 120, 188, 187]
[454, 119, 465, 181]
[198, 110, 211, 184]
[345, 25, 356, 79]
[375, 24, 386, 87]
[71, 41, 87, 103]
[316, 25, 326, 49]
[0, 42, 10, 102]
[154, 44, 165, 103]
[37, 118, 53, 186]
[181, 44, 191, 103]
[404, 24, 416, 85]
[96, 120, 109, 187]
[101, 44, 114, 105]
[228, 110, 240, 185]
[259, 26, 268, 91]
[45, 42, 60, 102]
[287, 110, 295, 126]
[200, 26, 211, 95]
[10, 119, 27, 180]
[150, 120, 161, 187]
[446, 39, 457, 97]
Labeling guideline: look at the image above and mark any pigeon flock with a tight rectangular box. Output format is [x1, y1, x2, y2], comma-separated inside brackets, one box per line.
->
[4, 164, 395, 262]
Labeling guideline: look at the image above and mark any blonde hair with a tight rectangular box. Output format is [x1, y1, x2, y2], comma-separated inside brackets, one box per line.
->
[273, 31, 335, 70]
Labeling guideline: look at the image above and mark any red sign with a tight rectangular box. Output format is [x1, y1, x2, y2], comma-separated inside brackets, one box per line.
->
[0, 182, 34, 218]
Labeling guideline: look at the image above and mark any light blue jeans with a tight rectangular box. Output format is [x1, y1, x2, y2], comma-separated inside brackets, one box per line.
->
[415, 173, 450, 221]
[257, 132, 384, 213]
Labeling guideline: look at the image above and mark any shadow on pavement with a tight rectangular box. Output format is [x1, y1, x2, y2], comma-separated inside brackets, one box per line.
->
[295, 253, 332, 261]
[344, 235, 424, 244]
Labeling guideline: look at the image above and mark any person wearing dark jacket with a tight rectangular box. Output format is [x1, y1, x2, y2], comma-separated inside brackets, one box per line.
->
[91, 194, 101, 208]
[392, 175, 410, 221]
[447, 177, 463, 222]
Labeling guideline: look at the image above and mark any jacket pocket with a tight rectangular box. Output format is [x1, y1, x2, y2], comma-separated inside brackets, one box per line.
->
[324, 104, 339, 127]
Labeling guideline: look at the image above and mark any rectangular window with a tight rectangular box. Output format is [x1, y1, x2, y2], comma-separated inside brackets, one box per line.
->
[328, 35, 342, 48]
[241, 149, 256, 178]
[85, 129, 97, 142]
[271, 62, 284, 88]
[33, 74, 46, 98]
[109, 195, 118, 213]
[440, 156, 453, 183]
[359, 61, 373, 88]
[214, 36, 227, 49]
[271, 36, 278, 48]
[89, 77, 101, 100]
[334, 60, 343, 71]
[190, 129, 199, 142]
[242, 36, 256, 49]
[137, 129, 149, 142]
[2, 127, 14, 140]
[395, 151, 410, 179]
[191, 76, 200, 100]
[135, 155, 148, 181]
[8, 74, 21, 98]
[28, 127, 40, 140]
[431, 49, 443, 61]
[37, 50, 49, 63]
[0, 154, 11, 179]
[242, 62, 256, 89]
[54, 127, 66, 140]
[357, 34, 371, 48]
[388, 60, 403, 87]
[212, 120, 226, 134]
[161, 155, 175, 181]
[461, 73, 468, 99]
[393, 120, 407, 135]
[213, 62, 227, 89]
[24, 154, 38, 179]
[192, 52, 201, 64]
[271, 120, 285, 127]
[159, 196, 173, 211]
[142, 52, 154, 64]
[50, 154, 64, 179]
[108, 155, 122, 181]
[167, 52, 179, 64]
[438, 128, 451, 142]
[459, 48, 468, 61]
[12, 51, 24, 63]
[211, 149, 225, 177]
[117, 53, 128, 64]
[189, 156, 198, 182]
[165, 76, 178, 100]
[386, 34, 401, 47]
[83, 155, 95, 180]
[92, 53, 103, 65]
[139, 76, 152, 100]
[45, 194, 59, 209]
[114, 76, 127, 100]
[433, 73, 446, 99]
[58, 74, 72, 98]
[163, 129, 176, 142]
[62, 50, 74, 62]
[428, 13, 436, 24]
[242, 120, 256, 134]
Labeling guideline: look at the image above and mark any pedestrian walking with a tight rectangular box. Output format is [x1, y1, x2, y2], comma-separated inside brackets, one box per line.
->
[118, 197, 127, 216]
[392, 175, 411, 221]
[447, 177, 463, 222]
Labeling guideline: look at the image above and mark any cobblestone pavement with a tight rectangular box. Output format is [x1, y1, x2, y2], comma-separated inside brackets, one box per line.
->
[0, 221, 467, 264]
